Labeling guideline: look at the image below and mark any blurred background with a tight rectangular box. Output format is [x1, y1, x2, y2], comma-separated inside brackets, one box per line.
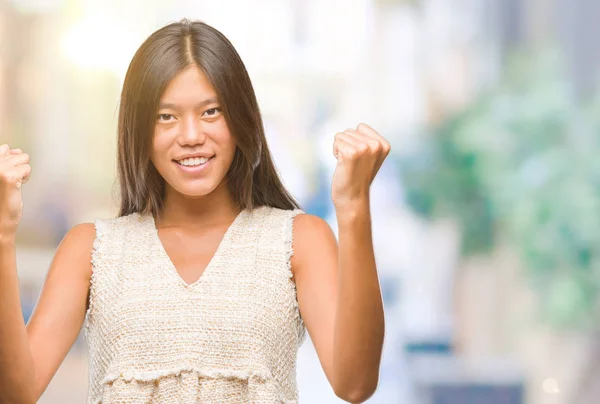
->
[5, 0, 600, 402]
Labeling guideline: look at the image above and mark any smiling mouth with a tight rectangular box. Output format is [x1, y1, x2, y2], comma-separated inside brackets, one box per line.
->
[173, 156, 214, 167]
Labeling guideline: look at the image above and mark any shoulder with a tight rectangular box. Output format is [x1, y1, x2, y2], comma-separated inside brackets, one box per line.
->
[247, 206, 303, 229]
[247, 206, 335, 244]
[61, 213, 141, 254]
[92, 213, 145, 236]
[49, 213, 143, 279]
[256, 207, 333, 239]
[290, 213, 337, 275]
[292, 213, 336, 252]
[57, 220, 108, 258]
[61, 223, 96, 249]
[292, 213, 333, 238]
[51, 223, 97, 280]
[251, 206, 335, 247]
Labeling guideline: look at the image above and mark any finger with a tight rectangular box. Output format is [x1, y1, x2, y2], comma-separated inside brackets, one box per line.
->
[336, 131, 364, 147]
[342, 128, 361, 140]
[338, 131, 374, 158]
[344, 128, 381, 151]
[0, 153, 29, 167]
[333, 137, 357, 161]
[1, 163, 31, 190]
[12, 164, 31, 189]
[0, 144, 9, 157]
[334, 133, 359, 158]
[356, 123, 391, 152]
[20, 164, 32, 186]
[346, 128, 387, 174]
[356, 123, 378, 137]
[10, 149, 22, 155]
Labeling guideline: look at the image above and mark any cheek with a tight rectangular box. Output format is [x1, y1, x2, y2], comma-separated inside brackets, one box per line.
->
[221, 137, 237, 166]
[152, 128, 169, 150]
[150, 134, 172, 169]
[152, 124, 175, 148]
[225, 135, 237, 154]
[214, 124, 237, 156]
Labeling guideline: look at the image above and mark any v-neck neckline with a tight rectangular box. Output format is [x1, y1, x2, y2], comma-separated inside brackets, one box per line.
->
[148, 209, 246, 289]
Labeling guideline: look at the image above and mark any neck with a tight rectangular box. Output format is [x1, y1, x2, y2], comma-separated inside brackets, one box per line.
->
[157, 181, 240, 229]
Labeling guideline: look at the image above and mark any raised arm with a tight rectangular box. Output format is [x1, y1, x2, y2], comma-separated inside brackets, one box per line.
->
[0, 144, 94, 402]
[292, 123, 390, 403]
[292, 210, 385, 404]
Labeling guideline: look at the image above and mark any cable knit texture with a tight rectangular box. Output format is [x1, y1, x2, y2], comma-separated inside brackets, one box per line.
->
[85, 206, 306, 403]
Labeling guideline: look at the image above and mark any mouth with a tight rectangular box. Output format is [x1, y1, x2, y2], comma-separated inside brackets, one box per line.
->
[173, 156, 214, 167]
[173, 156, 214, 173]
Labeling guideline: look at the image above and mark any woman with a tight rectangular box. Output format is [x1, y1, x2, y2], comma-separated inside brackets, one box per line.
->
[0, 19, 389, 403]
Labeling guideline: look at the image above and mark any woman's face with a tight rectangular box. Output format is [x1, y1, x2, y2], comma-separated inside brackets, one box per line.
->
[151, 65, 236, 198]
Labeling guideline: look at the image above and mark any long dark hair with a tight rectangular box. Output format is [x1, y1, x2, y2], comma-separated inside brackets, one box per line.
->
[117, 19, 300, 218]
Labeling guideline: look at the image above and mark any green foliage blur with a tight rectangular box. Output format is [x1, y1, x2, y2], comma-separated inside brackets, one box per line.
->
[400, 50, 600, 329]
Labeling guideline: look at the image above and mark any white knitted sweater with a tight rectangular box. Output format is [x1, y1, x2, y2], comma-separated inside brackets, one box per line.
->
[84, 206, 306, 403]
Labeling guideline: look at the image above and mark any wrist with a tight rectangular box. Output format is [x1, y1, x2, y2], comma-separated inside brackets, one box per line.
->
[0, 232, 17, 247]
[334, 198, 370, 223]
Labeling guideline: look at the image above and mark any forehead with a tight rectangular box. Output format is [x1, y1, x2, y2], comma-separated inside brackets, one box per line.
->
[160, 65, 217, 102]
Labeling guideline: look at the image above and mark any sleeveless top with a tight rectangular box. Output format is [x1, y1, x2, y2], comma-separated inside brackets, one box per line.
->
[84, 206, 306, 403]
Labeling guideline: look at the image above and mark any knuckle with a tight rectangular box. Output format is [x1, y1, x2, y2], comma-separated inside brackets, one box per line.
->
[369, 139, 380, 149]
[358, 144, 369, 153]
[347, 149, 359, 158]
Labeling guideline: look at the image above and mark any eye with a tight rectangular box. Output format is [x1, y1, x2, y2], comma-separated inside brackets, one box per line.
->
[157, 113, 175, 122]
[203, 107, 222, 117]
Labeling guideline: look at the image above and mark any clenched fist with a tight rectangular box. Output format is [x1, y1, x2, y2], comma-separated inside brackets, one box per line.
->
[331, 123, 391, 210]
[0, 144, 31, 237]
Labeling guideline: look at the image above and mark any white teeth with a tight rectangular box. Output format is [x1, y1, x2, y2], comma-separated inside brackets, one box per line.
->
[178, 157, 210, 166]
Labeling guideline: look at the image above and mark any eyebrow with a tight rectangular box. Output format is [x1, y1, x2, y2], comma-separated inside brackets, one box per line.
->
[158, 97, 219, 110]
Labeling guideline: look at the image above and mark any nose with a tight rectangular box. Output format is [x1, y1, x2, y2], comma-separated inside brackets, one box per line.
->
[178, 116, 207, 146]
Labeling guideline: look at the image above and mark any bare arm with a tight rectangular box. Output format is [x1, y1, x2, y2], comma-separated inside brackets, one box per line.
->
[0, 224, 94, 402]
[27, 223, 95, 399]
[0, 236, 36, 403]
[292, 208, 385, 403]
[293, 123, 389, 403]
[332, 203, 384, 398]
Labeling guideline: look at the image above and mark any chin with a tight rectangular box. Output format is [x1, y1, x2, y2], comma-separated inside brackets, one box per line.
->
[169, 180, 219, 198]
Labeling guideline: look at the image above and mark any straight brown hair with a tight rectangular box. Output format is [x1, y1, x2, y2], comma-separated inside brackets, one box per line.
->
[117, 19, 300, 218]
